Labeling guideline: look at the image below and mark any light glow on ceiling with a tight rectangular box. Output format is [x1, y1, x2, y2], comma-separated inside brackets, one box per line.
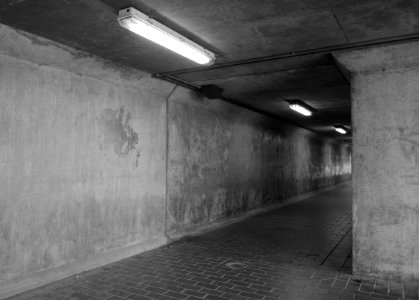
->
[118, 7, 215, 65]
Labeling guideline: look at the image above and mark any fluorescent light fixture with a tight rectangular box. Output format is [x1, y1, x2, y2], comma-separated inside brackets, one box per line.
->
[289, 104, 312, 116]
[334, 126, 347, 134]
[118, 7, 215, 65]
[287, 100, 315, 117]
[335, 127, 347, 134]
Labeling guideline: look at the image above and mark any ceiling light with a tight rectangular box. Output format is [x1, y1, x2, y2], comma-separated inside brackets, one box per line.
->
[287, 100, 314, 117]
[118, 7, 215, 65]
[334, 125, 347, 134]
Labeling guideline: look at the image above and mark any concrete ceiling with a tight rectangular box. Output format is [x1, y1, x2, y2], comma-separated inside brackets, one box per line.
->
[1, 0, 419, 140]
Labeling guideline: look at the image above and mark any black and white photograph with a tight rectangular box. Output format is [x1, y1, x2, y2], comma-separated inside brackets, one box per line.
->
[0, 1, 418, 299]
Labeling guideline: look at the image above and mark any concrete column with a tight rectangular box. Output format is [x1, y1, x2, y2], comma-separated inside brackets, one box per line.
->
[335, 42, 419, 282]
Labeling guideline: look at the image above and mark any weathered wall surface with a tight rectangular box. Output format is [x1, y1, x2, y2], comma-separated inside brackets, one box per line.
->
[0, 23, 351, 297]
[352, 69, 419, 281]
[0, 24, 173, 293]
[167, 88, 351, 233]
[336, 42, 419, 282]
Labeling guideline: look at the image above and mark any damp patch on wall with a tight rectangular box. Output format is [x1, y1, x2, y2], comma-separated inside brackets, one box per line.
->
[97, 107, 139, 157]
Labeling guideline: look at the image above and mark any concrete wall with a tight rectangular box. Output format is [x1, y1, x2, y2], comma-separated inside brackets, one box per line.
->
[0, 23, 351, 297]
[0, 24, 173, 297]
[167, 89, 351, 233]
[336, 43, 419, 282]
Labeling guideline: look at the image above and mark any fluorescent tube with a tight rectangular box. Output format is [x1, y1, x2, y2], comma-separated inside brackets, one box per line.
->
[334, 126, 347, 134]
[118, 7, 215, 65]
[288, 102, 313, 116]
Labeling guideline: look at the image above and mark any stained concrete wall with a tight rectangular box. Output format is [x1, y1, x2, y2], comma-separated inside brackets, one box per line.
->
[0, 24, 173, 297]
[167, 89, 351, 233]
[335, 43, 419, 282]
[0, 23, 351, 297]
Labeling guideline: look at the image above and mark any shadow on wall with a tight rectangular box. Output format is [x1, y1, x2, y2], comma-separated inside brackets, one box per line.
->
[166, 90, 352, 234]
[308, 137, 352, 190]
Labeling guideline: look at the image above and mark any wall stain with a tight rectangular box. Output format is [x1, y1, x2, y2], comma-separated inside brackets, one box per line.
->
[395, 120, 419, 185]
[97, 107, 139, 157]
[135, 150, 141, 167]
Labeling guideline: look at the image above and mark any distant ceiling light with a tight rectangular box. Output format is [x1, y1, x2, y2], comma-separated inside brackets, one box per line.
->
[118, 7, 215, 65]
[334, 125, 347, 134]
[287, 100, 314, 117]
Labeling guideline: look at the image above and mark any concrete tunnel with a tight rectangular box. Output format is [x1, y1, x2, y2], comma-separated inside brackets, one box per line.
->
[0, 1, 418, 299]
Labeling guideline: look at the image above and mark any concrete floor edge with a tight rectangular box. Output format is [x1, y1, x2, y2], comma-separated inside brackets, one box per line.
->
[167, 181, 351, 241]
[0, 237, 169, 300]
[0, 181, 350, 300]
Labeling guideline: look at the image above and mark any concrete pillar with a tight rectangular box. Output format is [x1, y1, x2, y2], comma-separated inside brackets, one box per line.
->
[335, 42, 419, 282]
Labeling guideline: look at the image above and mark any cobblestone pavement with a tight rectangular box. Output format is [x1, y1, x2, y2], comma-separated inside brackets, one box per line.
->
[6, 183, 419, 300]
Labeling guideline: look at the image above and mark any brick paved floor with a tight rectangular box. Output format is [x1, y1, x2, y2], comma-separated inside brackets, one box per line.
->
[6, 182, 419, 300]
